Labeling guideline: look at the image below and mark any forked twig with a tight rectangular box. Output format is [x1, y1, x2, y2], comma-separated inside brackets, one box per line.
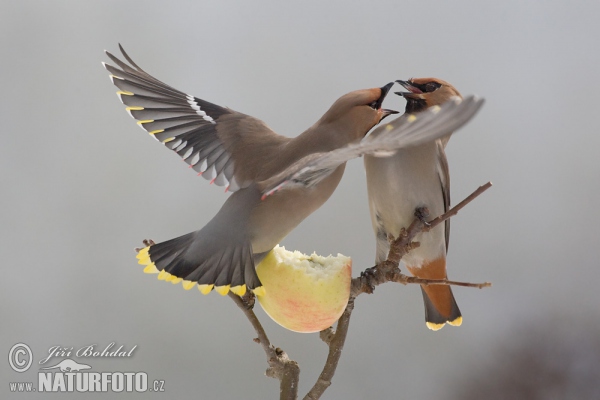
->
[229, 292, 300, 400]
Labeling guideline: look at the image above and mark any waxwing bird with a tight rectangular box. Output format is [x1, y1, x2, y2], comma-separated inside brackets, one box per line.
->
[364, 78, 475, 331]
[104, 46, 483, 297]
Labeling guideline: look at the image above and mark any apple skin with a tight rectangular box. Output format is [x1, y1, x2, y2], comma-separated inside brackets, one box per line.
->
[255, 246, 352, 333]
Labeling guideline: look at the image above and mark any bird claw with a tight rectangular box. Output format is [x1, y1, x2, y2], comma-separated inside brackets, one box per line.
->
[414, 207, 431, 226]
[134, 239, 156, 253]
[241, 291, 256, 309]
[360, 266, 378, 293]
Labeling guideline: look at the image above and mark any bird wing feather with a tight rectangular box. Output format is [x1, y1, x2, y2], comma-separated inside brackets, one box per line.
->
[104, 44, 288, 192]
[260, 96, 484, 196]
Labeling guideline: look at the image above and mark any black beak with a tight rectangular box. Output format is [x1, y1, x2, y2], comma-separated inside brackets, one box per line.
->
[369, 82, 395, 110]
[380, 109, 399, 122]
[395, 80, 424, 100]
[394, 91, 423, 100]
[396, 80, 422, 93]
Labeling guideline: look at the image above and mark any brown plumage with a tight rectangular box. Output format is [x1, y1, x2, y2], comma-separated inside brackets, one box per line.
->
[104, 45, 399, 295]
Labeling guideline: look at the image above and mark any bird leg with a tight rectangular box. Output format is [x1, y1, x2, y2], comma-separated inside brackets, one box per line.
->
[414, 207, 431, 227]
[134, 239, 155, 253]
[240, 291, 256, 310]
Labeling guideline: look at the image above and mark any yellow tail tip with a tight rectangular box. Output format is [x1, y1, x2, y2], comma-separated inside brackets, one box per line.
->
[214, 285, 230, 296]
[448, 316, 463, 327]
[143, 263, 159, 274]
[137, 255, 151, 265]
[230, 285, 247, 296]
[182, 280, 196, 290]
[157, 270, 169, 281]
[252, 286, 266, 297]
[198, 284, 214, 295]
[136, 246, 150, 259]
[426, 322, 446, 331]
[170, 277, 183, 284]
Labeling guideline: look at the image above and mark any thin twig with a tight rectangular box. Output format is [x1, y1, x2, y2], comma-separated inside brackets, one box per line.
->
[229, 292, 300, 400]
[400, 276, 491, 288]
[304, 299, 355, 400]
[426, 181, 492, 231]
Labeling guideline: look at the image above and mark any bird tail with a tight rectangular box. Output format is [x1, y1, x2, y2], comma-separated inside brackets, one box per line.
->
[136, 229, 262, 297]
[407, 258, 462, 331]
[135, 185, 267, 296]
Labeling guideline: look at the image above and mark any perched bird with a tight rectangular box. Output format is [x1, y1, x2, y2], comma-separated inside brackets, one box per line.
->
[104, 46, 484, 297]
[364, 78, 469, 331]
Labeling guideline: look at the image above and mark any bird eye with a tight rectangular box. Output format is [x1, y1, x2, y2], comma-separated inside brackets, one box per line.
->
[424, 82, 441, 92]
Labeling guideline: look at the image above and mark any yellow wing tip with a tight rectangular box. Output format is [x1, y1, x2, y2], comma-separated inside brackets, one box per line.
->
[426, 322, 446, 331]
[143, 263, 159, 274]
[125, 106, 144, 111]
[447, 316, 463, 327]
[117, 90, 134, 96]
[149, 129, 164, 135]
[137, 120, 154, 125]
[252, 286, 266, 297]
[407, 114, 417, 122]
[214, 285, 231, 296]
[198, 284, 214, 295]
[230, 285, 247, 296]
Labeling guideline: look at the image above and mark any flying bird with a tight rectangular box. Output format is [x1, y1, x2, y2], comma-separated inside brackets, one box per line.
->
[364, 77, 473, 330]
[103, 46, 484, 297]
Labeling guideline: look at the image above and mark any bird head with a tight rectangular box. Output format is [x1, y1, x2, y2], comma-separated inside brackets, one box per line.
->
[319, 82, 399, 143]
[395, 78, 462, 113]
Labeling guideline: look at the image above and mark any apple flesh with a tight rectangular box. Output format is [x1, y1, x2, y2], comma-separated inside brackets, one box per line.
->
[255, 245, 352, 333]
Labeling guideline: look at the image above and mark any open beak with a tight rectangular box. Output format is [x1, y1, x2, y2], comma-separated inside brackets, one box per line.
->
[370, 82, 399, 121]
[395, 80, 424, 100]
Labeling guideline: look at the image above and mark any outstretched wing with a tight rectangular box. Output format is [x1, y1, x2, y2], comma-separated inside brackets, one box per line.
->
[259, 96, 484, 197]
[103, 44, 287, 191]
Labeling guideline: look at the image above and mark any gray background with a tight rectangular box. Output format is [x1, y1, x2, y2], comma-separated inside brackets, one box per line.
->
[2, 1, 599, 399]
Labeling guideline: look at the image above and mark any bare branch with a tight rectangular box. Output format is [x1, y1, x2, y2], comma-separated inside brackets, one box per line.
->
[304, 299, 355, 400]
[400, 276, 491, 289]
[426, 181, 492, 231]
[229, 292, 300, 400]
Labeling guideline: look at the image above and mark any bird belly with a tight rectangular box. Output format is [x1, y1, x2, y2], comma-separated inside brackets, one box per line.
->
[249, 164, 346, 254]
[365, 144, 446, 266]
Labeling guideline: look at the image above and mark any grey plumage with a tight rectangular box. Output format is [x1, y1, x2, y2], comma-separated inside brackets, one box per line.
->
[364, 77, 480, 330]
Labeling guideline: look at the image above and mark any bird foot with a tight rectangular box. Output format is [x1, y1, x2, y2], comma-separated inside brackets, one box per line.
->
[359, 266, 378, 294]
[241, 291, 256, 309]
[414, 207, 431, 226]
[134, 239, 155, 253]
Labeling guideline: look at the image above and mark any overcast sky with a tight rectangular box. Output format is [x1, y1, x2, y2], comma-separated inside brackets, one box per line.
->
[2, 1, 599, 399]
